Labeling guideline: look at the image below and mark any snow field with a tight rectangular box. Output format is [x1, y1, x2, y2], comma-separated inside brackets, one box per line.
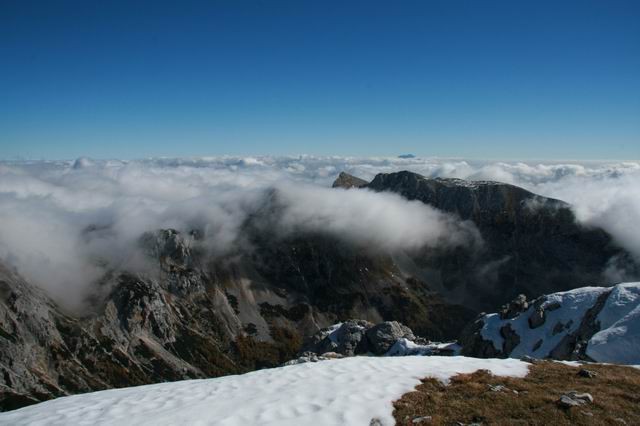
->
[0, 356, 529, 426]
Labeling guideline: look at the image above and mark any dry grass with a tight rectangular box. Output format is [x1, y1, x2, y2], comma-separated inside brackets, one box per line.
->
[393, 361, 640, 425]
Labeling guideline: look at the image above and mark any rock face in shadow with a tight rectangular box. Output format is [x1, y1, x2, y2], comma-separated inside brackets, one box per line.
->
[365, 171, 636, 310]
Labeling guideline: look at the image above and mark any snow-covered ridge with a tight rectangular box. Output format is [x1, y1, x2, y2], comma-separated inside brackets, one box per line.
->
[478, 282, 640, 365]
[0, 356, 529, 426]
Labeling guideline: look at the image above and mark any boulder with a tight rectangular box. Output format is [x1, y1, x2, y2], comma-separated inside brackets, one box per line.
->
[499, 323, 520, 354]
[301, 320, 373, 356]
[557, 391, 593, 408]
[578, 369, 598, 378]
[300, 320, 420, 357]
[334, 320, 371, 356]
[528, 307, 545, 329]
[366, 321, 416, 355]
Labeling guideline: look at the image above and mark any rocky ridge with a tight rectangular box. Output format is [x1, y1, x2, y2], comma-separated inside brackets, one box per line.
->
[460, 282, 640, 364]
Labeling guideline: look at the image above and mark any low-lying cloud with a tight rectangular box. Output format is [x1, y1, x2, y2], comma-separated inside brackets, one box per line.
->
[0, 157, 481, 308]
[0, 156, 638, 309]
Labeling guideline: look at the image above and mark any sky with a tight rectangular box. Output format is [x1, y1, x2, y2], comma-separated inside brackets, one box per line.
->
[1, 0, 639, 160]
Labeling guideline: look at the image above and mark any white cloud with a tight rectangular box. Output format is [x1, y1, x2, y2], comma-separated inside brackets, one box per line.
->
[0, 156, 638, 308]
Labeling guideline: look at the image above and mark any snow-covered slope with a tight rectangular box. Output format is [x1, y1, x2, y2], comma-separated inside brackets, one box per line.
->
[586, 283, 640, 364]
[0, 356, 528, 426]
[475, 282, 640, 365]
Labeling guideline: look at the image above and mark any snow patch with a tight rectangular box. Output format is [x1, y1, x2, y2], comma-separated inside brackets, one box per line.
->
[385, 338, 461, 356]
[0, 356, 529, 426]
[587, 282, 640, 364]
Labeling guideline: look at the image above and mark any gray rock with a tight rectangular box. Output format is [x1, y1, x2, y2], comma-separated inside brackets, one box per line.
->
[334, 320, 370, 356]
[557, 391, 593, 408]
[301, 320, 374, 356]
[488, 384, 507, 392]
[459, 317, 503, 358]
[520, 355, 539, 363]
[499, 324, 520, 354]
[282, 352, 336, 365]
[366, 321, 416, 355]
[578, 369, 598, 378]
[412, 416, 432, 423]
[528, 307, 545, 329]
[332, 172, 368, 189]
[499, 294, 528, 320]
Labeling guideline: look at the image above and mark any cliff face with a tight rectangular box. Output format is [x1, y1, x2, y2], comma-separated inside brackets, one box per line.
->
[367, 171, 634, 309]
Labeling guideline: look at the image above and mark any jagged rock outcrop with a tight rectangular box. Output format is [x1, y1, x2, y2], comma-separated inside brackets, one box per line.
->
[366, 321, 416, 355]
[331, 172, 368, 189]
[460, 282, 640, 365]
[500, 294, 529, 320]
[297, 319, 458, 359]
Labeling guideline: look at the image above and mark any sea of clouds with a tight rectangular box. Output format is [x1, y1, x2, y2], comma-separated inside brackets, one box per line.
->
[0, 155, 639, 308]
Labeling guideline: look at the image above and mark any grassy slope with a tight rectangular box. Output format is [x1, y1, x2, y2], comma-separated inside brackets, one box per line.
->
[393, 361, 640, 425]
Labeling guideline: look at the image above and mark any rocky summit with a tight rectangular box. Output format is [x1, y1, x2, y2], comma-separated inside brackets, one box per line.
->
[331, 171, 368, 189]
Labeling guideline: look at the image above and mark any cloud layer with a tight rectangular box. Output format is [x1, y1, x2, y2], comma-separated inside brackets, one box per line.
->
[1, 156, 638, 308]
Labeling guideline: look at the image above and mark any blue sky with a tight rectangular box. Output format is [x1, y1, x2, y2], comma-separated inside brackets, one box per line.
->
[1, 0, 639, 160]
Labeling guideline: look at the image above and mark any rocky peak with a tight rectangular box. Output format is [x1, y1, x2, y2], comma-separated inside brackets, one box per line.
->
[331, 172, 368, 189]
[367, 171, 569, 221]
[139, 229, 196, 271]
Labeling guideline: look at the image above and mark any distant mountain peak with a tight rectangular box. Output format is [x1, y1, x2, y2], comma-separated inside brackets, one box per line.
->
[331, 172, 368, 189]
